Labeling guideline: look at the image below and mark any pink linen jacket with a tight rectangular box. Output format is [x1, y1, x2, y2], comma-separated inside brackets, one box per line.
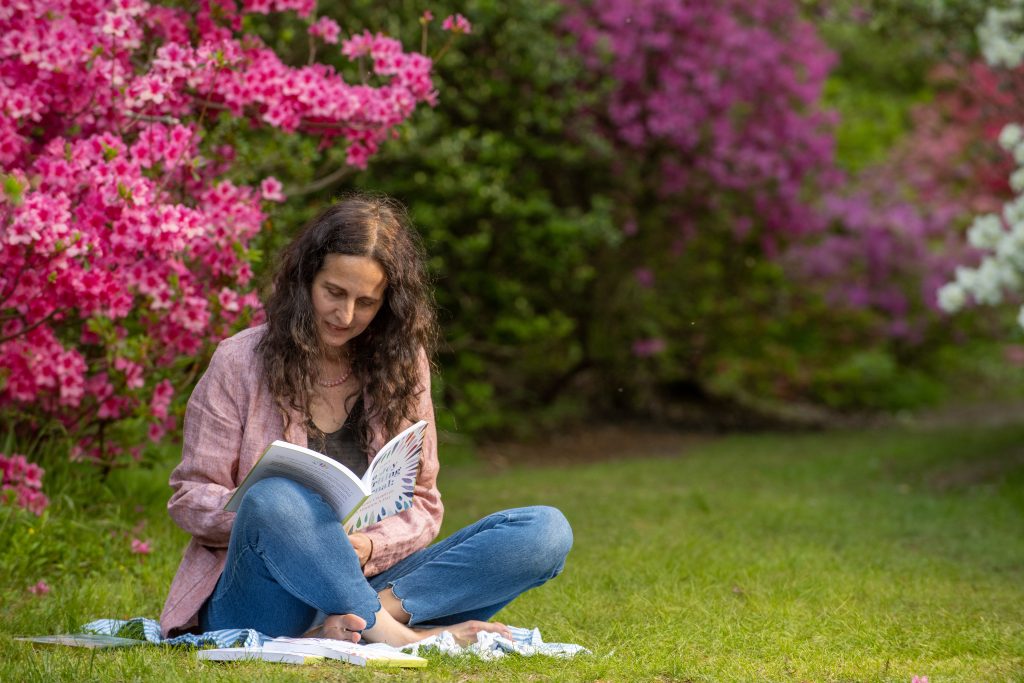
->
[159, 325, 444, 637]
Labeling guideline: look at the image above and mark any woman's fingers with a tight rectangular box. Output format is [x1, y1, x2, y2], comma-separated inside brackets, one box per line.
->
[451, 620, 512, 645]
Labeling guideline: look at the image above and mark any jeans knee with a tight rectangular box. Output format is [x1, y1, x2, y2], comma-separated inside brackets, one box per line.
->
[525, 505, 573, 575]
[238, 477, 317, 529]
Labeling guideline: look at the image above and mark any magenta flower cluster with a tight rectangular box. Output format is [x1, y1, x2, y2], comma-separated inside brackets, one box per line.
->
[0, 0, 438, 462]
[0, 452, 48, 515]
[563, 0, 837, 243]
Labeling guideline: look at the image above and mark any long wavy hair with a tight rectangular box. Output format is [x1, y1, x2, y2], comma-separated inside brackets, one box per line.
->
[256, 193, 439, 451]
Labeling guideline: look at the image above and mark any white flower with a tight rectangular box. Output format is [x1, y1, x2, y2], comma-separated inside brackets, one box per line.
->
[968, 214, 1004, 250]
[995, 231, 1024, 264]
[1007, 197, 1024, 229]
[998, 261, 1022, 290]
[1011, 168, 1024, 193]
[1018, 303, 1024, 330]
[979, 6, 1024, 68]
[999, 123, 1024, 151]
[955, 266, 979, 290]
[974, 259, 1005, 305]
[938, 282, 967, 313]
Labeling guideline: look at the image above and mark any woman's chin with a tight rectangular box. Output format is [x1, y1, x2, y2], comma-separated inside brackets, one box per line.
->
[319, 331, 350, 349]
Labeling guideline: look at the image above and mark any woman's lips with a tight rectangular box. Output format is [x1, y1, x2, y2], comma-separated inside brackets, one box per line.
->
[325, 321, 350, 333]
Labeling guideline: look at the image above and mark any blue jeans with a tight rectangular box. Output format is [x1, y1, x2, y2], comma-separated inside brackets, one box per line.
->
[198, 477, 573, 637]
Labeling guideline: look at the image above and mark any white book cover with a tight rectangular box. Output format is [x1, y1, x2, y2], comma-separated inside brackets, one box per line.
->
[225, 420, 427, 533]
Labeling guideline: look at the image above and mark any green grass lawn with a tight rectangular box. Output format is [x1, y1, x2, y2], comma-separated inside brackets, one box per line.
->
[2, 423, 1023, 681]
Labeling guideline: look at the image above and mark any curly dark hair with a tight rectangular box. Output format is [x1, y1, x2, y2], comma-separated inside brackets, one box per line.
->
[256, 193, 439, 451]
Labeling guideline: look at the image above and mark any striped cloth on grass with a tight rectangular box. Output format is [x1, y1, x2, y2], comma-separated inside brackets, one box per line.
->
[82, 617, 264, 649]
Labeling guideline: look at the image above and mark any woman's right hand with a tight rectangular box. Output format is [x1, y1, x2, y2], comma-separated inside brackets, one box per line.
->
[417, 620, 512, 646]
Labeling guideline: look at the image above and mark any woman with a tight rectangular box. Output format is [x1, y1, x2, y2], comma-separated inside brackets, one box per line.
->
[160, 195, 573, 645]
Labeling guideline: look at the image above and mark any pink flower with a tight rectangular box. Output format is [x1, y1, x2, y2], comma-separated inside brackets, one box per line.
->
[149, 379, 174, 419]
[631, 337, 666, 358]
[1004, 344, 1024, 366]
[28, 580, 50, 595]
[633, 267, 655, 288]
[911, 677, 929, 683]
[0, 452, 48, 514]
[308, 17, 340, 44]
[130, 538, 152, 555]
[260, 176, 286, 202]
[420, 10, 434, 24]
[441, 13, 472, 34]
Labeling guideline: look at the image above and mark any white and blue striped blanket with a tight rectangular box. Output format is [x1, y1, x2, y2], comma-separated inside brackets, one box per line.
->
[82, 617, 588, 660]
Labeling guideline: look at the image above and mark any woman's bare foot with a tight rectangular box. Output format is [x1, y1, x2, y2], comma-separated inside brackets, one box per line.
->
[300, 613, 366, 643]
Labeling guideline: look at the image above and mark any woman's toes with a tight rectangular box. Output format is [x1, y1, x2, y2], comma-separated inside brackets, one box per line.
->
[321, 613, 367, 642]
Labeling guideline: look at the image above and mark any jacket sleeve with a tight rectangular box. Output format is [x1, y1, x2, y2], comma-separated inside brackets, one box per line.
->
[361, 351, 444, 576]
[166, 342, 245, 548]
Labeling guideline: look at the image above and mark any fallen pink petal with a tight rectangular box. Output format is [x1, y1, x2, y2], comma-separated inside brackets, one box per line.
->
[131, 538, 152, 555]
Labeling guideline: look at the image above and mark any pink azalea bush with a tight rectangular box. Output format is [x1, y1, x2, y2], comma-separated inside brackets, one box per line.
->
[0, 1, 440, 463]
[0, 452, 48, 515]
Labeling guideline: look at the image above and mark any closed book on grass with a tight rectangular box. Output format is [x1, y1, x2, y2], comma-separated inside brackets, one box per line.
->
[196, 640, 427, 667]
[196, 647, 319, 664]
[270, 637, 428, 667]
[225, 420, 427, 533]
[15, 634, 143, 649]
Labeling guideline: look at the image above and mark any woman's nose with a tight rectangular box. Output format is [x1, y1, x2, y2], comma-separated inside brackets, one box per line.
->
[337, 300, 355, 325]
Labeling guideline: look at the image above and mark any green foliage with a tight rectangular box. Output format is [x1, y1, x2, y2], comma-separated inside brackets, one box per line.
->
[327, 0, 618, 436]
[811, 349, 945, 410]
[812, 0, 986, 172]
[825, 76, 931, 173]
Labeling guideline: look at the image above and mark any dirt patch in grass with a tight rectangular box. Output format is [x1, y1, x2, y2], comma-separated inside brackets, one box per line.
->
[927, 447, 1024, 491]
[477, 423, 712, 468]
[475, 400, 1024, 470]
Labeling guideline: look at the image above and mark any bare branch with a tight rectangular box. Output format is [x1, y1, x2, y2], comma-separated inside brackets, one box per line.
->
[286, 165, 356, 197]
[0, 309, 60, 344]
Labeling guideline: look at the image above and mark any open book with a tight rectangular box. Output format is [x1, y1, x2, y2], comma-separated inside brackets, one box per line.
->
[225, 420, 428, 533]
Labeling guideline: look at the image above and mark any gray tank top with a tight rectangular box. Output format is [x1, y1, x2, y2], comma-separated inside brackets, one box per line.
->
[307, 396, 367, 477]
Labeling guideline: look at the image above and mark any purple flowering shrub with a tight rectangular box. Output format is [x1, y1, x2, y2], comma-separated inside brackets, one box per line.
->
[563, 0, 838, 248]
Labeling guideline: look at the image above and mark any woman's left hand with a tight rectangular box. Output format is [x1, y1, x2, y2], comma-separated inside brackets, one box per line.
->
[348, 532, 372, 567]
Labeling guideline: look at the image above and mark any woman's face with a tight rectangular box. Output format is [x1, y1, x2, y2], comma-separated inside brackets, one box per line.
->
[310, 254, 387, 352]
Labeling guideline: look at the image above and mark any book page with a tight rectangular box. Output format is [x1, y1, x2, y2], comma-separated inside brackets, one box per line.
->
[225, 442, 369, 523]
[345, 420, 427, 533]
